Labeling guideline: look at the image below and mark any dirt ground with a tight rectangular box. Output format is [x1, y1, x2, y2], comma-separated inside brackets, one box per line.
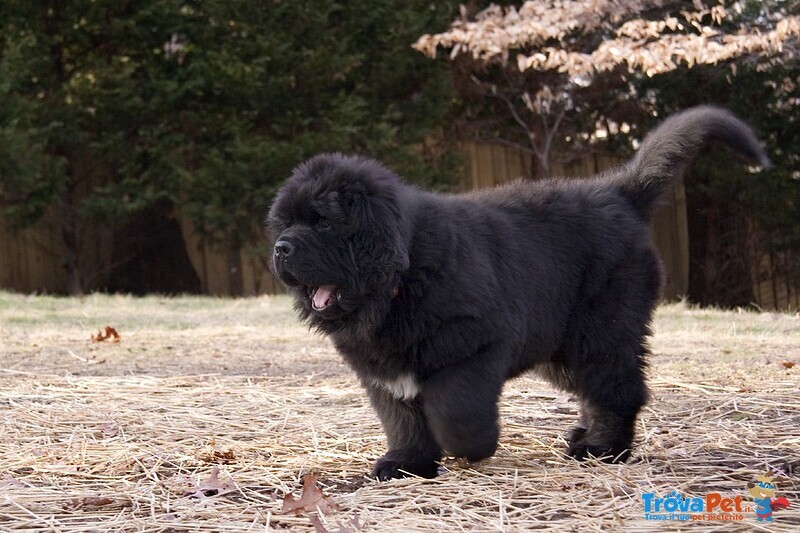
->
[0, 293, 798, 531]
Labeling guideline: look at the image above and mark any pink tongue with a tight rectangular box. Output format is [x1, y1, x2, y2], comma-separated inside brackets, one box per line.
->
[313, 286, 336, 309]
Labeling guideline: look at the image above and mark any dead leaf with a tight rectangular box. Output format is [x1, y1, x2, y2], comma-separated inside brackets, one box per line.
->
[185, 466, 236, 498]
[316, 515, 363, 533]
[101, 420, 119, 437]
[310, 515, 329, 533]
[282, 474, 338, 515]
[780, 360, 795, 368]
[196, 441, 237, 463]
[91, 326, 121, 343]
[0, 474, 24, 489]
[64, 496, 115, 511]
[309, 513, 362, 533]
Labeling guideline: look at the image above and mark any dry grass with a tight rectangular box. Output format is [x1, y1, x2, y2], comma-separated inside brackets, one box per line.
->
[0, 293, 798, 531]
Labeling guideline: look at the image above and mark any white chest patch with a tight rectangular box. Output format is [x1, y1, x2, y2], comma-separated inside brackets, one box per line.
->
[371, 374, 420, 401]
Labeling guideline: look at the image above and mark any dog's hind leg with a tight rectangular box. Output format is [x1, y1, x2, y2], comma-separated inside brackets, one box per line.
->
[566, 352, 648, 462]
[534, 353, 644, 462]
[565, 252, 660, 462]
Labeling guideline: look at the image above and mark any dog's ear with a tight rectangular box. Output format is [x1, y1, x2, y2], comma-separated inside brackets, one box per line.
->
[349, 185, 410, 282]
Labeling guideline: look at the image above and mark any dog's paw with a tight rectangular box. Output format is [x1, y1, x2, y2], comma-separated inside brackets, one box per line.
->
[566, 426, 587, 445]
[566, 427, 630, 463]
[372, 450, 439, 481]
[566, 442, 630, 463]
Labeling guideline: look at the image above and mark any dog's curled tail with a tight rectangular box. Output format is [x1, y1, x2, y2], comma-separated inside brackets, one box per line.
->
[618, 105, 771, 218]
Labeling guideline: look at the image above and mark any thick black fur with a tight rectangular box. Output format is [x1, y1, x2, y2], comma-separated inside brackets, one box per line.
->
[267, 106, 769, 480]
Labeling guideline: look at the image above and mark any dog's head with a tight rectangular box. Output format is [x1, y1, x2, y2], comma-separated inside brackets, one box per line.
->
[267, 153, 410, 331]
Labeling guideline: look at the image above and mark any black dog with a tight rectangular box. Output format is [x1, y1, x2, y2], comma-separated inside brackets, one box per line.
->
[267, 106, 769, 480]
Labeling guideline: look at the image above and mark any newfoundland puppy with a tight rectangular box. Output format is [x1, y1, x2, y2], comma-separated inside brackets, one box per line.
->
[267, 106, 769, 480]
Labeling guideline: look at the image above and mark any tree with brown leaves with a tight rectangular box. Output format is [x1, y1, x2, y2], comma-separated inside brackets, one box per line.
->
[414, 0, 799, 176]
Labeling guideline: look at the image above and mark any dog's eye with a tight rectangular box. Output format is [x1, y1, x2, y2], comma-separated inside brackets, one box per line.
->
[318, 219, 332, 230]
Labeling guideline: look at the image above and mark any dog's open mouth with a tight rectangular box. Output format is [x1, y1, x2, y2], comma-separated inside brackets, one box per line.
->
[309, 285, 338, 311]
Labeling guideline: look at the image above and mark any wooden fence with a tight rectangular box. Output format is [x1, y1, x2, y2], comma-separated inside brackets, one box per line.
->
[0, 208, 282, 297]
[0, 207, 112, 294]
[176, 213, 283, 296]
[1, 141, 796, 309]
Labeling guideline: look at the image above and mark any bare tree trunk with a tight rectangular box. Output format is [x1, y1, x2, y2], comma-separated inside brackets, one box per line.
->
[47, 0, 83, 295]
[226, 234, 244, 297]
[61, 220, 83, 295]
[60, 175, 84, 295]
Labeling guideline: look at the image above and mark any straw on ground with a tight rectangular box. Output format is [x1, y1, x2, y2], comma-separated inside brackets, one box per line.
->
[0, 293, 798, 531]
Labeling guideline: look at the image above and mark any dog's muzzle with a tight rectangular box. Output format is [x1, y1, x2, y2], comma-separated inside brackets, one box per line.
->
[272, 238, 299, 285]
[274, 239, 294, 258]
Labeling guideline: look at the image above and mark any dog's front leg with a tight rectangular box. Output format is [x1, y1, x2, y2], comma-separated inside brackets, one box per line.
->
[366, 384, 442, 480]
[420, 351, 505, 463]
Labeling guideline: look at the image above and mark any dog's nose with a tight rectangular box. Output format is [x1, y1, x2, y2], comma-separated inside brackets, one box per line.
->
[274, 240, 294, 257]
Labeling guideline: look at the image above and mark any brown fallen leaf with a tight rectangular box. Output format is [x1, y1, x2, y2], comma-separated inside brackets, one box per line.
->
[196, 441, 237, 463]
[282, 474, 338, 515]
[0, 473, 24, 489]
[101, 420, 120, 437]
[781, 360, 795, 369]
[64, 496, 115, 511]
[91, 326, 121, 343]
[185, 466, 236, 498]
[310, 515, 328, 533]
[309, 514, 362, 533]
